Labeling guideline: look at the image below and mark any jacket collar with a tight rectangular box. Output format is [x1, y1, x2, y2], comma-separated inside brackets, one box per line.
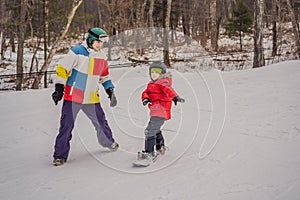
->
[82, 41, 105, 58]
[151, 71, 172, 82]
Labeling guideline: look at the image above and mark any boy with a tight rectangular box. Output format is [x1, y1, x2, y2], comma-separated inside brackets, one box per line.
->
[51, 27, 119, 166]
[137, 61, 185, 165]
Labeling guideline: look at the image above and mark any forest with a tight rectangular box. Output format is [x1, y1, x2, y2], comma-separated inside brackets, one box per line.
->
[0, 0, 299, 90]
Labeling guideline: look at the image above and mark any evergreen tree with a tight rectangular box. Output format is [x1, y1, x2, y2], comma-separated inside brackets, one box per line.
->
[225, 0, 253, 51]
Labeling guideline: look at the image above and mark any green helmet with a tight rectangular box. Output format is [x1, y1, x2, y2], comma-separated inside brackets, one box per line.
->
[149, 61, 167, 75]
[86, 27, 108, 49]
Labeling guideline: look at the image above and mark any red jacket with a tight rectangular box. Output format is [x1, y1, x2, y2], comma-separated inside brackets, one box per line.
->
[142, 73, 178, 120]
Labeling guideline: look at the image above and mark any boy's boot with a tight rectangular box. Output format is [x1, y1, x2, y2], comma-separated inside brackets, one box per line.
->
[156, 131, 166, 155]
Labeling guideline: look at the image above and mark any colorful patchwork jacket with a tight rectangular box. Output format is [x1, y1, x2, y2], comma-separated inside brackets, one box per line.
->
[55, 43, 114, 104]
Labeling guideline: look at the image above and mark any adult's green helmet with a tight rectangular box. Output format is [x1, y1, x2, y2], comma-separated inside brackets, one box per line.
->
[86, 27, 108, 49]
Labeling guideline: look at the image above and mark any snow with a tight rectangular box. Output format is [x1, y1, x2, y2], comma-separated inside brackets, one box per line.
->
[1, 60, 300, 199]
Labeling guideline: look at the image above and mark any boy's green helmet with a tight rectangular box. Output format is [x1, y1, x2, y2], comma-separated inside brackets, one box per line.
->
[149, 61, 167, 75]
[86, 27, 108, 49]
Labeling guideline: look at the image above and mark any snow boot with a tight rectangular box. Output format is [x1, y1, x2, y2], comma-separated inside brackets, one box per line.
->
[53, 158, 66, 166]
[156, 145, 167, 155]
[156, 131, 164, 150]
[107, 142, 119, 151]
[138, 151, 159, 163]
[133, 151, 160, 167]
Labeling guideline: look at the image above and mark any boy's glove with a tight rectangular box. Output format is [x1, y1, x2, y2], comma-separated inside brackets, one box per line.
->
[142, 98, 151, 106]
[52, 83, 64, 105]
[172, 96, 185, 106]
[106, 88, 117, 107]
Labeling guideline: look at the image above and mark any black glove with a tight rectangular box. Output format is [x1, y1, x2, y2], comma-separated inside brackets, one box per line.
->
[52, 83, 64, 105]
[172, 96, 185, 106]
[142, 98, 151, 106]
[106, 88, 117, 107]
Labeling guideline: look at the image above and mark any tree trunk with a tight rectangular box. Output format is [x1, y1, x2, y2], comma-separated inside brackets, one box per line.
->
[141, 0, 148, 21]
[149, 0, 155, 47]
[239, 31, 243, 51]
[134, 0, 143, 55]
[31, 0, 83, 89]
[227, 0, 237, 19]
[0, 32, 6, 61]
[163, 0, 172, 68]
[29, 38, 41, 74]
[272, 0, 279, 56]
[97, 0, 102, 27]
[182, 0, 191, 45]
[43, 0, 49, 88]
[27, 0, 39, 74]
[106, 0, 112, 60]
[82, 0, 87, 32]
[253, 0, 265, 68]
[210, 0, 218, 51]
[200, 0, 208, 47]
[149, 0, 155, 28]
[0, 0, 7, 61]
[10, 32, 16, 53]
[16, 0, 28, 90]
[108, 35, 112, 61]
[286, 0, 300, 57]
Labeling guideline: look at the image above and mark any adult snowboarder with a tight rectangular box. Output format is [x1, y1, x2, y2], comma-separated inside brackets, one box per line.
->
[52, 27, 119, 166]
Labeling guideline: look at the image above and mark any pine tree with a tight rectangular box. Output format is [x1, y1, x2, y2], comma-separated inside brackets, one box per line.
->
[225, 0, 253, 51]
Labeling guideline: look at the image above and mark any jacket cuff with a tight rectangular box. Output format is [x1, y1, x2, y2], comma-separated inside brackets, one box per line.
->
[102, 80, 114, 90]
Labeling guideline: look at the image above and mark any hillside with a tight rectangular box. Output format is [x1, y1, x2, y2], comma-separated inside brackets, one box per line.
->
[0, 60, 300, 200]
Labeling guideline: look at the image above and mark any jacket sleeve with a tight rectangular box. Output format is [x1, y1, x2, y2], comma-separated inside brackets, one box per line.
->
[159, 83, 178, 100]
[141, 87, 150, 100]
[99, 60, 115, 90]
[55, 50, 78, 85]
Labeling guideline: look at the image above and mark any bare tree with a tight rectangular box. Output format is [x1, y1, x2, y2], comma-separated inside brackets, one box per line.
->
[96, 0, 102, 28]
[32, 0, 83, 89]
[16, 0, 28, 90]
[149, 0, 155, 28]
[272, 0, 279, 56]
[253, 0, 265, 68]
[200, 0, 209, 47]
[210, 0, 218, 51]
[0, 0, 7, 61]
[163, 0, 172, 67]
[134, 0, 144, 55]
[225, 0, 238, 20]
[286, 0, 300, 57]
[182, 0, 191, 45]
[149, 0, 155, 47]
[43, 0, 49, 88]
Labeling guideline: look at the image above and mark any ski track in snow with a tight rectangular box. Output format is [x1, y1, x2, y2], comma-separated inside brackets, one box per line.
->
[0, 61, 300, 200]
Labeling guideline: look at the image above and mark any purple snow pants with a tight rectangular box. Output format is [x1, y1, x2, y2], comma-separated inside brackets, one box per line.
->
[53, 100, 115, 160]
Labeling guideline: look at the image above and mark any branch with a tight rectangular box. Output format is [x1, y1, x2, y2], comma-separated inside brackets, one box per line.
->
[31, 0, 83, 89]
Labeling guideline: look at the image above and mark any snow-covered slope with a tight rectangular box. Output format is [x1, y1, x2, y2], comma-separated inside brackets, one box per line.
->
[0, 60, 300, 200]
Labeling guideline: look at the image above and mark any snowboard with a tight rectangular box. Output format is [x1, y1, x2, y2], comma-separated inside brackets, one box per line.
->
[132, 148, 167, 167]
[132, 153, 159, 167]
